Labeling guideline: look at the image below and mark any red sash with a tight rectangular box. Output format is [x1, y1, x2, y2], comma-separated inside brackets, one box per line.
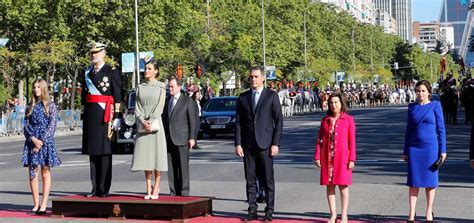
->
[86, 94, 114, 123]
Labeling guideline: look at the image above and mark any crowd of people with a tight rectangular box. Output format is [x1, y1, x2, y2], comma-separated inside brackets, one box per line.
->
[18, 42, 474, 223]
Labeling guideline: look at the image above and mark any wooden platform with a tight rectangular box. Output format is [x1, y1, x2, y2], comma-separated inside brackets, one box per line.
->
[50, 194, 213, 222]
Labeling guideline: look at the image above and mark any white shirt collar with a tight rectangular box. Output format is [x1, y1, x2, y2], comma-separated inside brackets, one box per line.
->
[173, 92, 181, 100]
[252, 87, 264, 94]
[94, 62, 105, 72]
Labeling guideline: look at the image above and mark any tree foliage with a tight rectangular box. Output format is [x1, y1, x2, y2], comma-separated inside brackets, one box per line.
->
[0, 1, 440, 106]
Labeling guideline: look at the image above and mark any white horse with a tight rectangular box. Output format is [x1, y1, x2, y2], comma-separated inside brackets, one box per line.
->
[398, 88, 406, 104]
[406, 89, 415, 103]
[278, 89, 293, 116]
[294, 92, 304, 114]
[303, 91, 314, 113]
[389, 91, 400, 104]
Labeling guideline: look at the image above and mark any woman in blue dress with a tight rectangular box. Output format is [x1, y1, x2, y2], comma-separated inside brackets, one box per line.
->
[403, 80, 446, 222]
[21, 78, 61, 215]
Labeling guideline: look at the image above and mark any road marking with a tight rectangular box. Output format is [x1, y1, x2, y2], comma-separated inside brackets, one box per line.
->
[186, 159, 469, 165]
[113, 160, 128, 165]
[0, 153, 21, 156]
[199, 140, 231, 143]
[60, 151, 81, 154]
[195, 149, 221, 152]
[0, 162, 7, 165]
[58, 163, 90, 167]
[301, 122, 319, 126]
[199, 141, 232, 149]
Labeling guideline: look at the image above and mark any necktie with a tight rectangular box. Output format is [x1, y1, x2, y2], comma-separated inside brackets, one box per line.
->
[168, 97, 175, 116]
[253, 91, 258, 112]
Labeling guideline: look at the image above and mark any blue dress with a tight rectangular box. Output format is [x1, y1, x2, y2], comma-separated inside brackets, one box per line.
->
[21, 101, 61, 178]
[404, 101, 446, 187]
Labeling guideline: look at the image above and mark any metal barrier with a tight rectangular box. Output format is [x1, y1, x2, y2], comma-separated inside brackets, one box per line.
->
[0, 110, 82, 137]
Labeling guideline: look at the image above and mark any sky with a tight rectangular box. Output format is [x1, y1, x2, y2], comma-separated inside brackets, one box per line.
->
[412, 0, 443, 22]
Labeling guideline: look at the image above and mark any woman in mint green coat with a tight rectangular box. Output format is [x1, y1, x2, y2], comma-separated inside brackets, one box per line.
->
[131, 59, 167, 199]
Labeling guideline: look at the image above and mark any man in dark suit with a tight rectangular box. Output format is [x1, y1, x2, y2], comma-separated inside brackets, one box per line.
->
[80, 42, 122, 198]
[235, 66, 283, 221]
[162, 76, 197, 196]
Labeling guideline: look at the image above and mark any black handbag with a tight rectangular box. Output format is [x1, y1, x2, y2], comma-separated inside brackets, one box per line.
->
[430, 155, 446, 171]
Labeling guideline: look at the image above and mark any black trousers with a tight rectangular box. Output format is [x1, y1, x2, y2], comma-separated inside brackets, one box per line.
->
[89, 155, 112, 196]
[167, 144, 190, 196]
[244, 145, 275, 212]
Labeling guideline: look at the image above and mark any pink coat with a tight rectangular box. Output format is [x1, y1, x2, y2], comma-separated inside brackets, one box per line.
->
[314, 113, 356, 185]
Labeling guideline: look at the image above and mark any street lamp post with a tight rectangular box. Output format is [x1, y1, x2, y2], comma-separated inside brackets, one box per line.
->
[352, 25, 356, 74]
[304, 7, 307, 77]
[261, 0, 267, 86]
[133, 0, 140, 88]
[207, 0, 210, 40]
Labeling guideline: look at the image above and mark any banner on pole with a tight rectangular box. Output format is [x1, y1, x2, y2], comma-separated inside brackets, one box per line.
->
[265, 66, 276, 80]
[121, 52, 154, 73]
[0, 38, 9, 47]
[336, 71, 345, 82]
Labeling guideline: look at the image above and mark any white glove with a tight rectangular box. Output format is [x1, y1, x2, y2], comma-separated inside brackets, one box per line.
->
[113, 119, 121, 131]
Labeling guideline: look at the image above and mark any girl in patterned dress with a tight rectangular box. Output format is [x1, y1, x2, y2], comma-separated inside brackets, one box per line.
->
[314, 92, 356, 223]
[21, 78, 61, 215]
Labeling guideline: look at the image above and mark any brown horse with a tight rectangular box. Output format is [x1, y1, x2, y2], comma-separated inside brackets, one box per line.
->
[320, 92, 329, 111]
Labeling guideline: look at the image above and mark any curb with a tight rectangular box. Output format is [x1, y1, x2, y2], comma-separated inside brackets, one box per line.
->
[0, 130, 83, 143]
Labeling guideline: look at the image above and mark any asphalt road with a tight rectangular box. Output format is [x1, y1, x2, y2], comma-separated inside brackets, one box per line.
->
[0, 105, 472, 222]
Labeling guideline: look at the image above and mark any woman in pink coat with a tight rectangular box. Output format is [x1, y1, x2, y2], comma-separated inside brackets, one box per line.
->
[314, 92, 356, 223]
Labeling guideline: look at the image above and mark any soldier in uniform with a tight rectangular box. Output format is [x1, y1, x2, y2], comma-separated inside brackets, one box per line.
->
[80, 42, 122, 197]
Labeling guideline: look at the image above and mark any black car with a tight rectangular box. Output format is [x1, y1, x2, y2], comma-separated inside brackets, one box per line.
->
[431, 93, 440, 102]
[113, 90, 137, 154]
[200, 96, 238, 138]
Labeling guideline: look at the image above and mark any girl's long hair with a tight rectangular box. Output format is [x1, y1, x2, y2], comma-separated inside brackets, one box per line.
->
[27, 78, 50, 117]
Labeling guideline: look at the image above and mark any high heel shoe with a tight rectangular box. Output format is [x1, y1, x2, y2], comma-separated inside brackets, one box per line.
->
[150, 189, 159, 200]
[407, 212, 416, 223]
[28, 206, 39, 215]
[327, 215, 337, 223]
[426, 212, 434, 222]
[36, 207, 47, 215]
[144, 185, 153, 199]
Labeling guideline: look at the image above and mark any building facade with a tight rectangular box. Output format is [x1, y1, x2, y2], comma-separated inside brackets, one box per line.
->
[320, 0, 376, 24]
[440, 25, 455, 50]
[373, 0, 413, 42]
[375, 9, 398, 34]
[413, 22, 440, 52]
[439, 0, 474, 66]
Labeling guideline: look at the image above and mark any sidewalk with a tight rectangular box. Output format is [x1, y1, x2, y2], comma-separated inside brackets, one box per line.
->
[0, 129, 82, 143]
[0, 209, 455, 223]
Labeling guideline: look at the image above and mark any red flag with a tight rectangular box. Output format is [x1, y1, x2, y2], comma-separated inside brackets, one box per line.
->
[195, 63, 202, 79]
[176, 64, 183, 80]
[440, 56, 446, 74]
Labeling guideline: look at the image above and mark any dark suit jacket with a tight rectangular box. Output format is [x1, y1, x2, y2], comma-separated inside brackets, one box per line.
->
[80, 64, 122, 155]
[162, 92, 198, 147]
[235, 88, 283, 150]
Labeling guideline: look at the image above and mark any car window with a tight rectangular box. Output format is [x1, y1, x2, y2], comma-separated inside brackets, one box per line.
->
[204, 99, 237, 111]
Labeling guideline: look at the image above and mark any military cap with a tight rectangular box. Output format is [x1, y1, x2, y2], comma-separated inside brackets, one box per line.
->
[87, 41, 107, 53]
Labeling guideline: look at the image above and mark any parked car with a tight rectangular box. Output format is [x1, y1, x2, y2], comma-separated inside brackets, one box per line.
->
[199, 96, 238, 139]
[113, 89, 137, 154]
[431, 93, 440, 102]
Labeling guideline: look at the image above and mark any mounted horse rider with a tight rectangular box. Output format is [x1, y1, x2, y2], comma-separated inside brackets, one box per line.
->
[461, 72, 474, 124]
[439, 72, 459, 124]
